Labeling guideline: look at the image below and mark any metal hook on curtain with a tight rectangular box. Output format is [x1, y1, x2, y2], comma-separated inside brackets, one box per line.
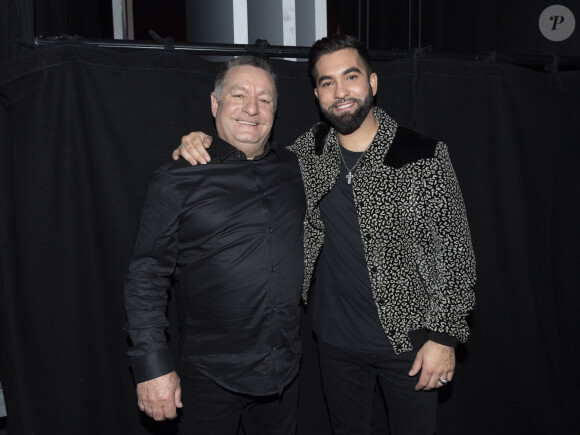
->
[148, 30, 175, 50]
[251, 39, 271, 59]
[545, 55, 562, 87]
[484, 52, 497, 65]
[411, 46, 432, 128]
[545, 55, 560, 73]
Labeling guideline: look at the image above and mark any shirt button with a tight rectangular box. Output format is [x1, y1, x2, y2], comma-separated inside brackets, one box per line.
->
[272, 346, 278, 351]
[273, 306, 278, 312]
[271, 266, 276, 272]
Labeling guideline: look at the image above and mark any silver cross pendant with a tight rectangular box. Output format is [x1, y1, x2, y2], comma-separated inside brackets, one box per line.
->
[346, 171, 353, 184]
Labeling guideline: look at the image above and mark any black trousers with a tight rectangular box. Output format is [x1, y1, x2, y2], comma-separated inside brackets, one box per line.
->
[177, 365, 299, 435]
[317, 340, 438, 435]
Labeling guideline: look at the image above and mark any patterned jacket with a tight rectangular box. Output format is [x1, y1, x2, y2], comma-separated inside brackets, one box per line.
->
[289, 107, 476, 354]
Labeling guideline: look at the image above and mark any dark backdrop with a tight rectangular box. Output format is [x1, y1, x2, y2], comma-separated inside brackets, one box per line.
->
[0, 42, 579, 434]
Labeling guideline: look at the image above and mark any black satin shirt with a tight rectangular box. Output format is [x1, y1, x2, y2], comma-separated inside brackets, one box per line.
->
[125, 137, 305, 396]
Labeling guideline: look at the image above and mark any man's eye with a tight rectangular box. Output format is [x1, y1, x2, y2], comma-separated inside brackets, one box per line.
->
[347, 74, 358, 80]
[321, 82, 332, 88]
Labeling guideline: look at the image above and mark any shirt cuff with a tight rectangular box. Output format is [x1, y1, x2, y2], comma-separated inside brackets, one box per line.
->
[130, 348, 175, 384]
[427, 331, 458, 348]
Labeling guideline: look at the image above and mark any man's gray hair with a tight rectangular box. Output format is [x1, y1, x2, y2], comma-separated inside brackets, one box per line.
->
[213, 56, 278, 109]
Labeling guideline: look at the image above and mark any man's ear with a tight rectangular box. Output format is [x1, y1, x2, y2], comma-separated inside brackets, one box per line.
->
[369, 72, 378, 96]
[211, 92, 218, 117]
[314, 87, 319, 99]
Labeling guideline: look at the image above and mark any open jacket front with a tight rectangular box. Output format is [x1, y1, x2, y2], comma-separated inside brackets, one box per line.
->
[289, 107, 477, 354]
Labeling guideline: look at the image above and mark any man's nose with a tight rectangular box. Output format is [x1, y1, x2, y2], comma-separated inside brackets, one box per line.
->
[335, 81, 349, 99]
[243, 97, 258, 115]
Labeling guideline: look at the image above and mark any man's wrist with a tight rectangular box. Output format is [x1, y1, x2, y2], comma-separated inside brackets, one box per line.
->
[130, 348, 175, 384]
[427, 331, 458, 348]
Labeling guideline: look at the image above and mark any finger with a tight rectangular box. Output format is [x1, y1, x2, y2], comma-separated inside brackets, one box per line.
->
[436, 372, 453, 388]
[179, 145, 200, 166]
[186, 134, 211, 163]
[441, 370, 454, 385]
[162, 404, 178, 420]
[152, 405, 166, 421]
[175, 384, 183, 408]
[179, 135, 201, 165]
[447, 368, 455, 381]
[183, 132, 205, 148]
[173, 143, 199, 164]
[414, 372, 430, 391]
[190, 133, 212, 161]
[423, 375, 438, 391]
[408, 353, 423, 377]
[184, 144, 209, 165]
[143, 404, 154, 418]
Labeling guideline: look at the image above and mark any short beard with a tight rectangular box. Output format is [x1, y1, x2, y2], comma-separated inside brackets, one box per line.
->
[321, 87, 374, 135]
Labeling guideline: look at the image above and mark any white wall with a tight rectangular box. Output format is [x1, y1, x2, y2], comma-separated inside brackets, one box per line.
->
[185, 0, 326, 47]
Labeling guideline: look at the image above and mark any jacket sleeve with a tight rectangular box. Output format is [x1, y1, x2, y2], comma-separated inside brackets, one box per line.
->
[124, 168, 180, 383]
[422, 142, 476, 342]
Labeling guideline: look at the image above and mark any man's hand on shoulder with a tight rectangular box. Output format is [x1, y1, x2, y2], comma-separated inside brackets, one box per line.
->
[172, 132, 213, 165]
[136, 371, 182, 421]
[408, 340, 455, 391]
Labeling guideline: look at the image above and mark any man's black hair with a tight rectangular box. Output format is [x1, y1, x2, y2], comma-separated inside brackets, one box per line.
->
[308, 34, 373, 85]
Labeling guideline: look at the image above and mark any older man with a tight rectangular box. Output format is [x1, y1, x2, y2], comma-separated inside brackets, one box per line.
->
[124, 56, 305, 435]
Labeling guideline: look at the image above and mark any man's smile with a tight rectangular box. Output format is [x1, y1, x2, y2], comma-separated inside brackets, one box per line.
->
[331, 100, 357, 112]
[236, 119, 259, 126]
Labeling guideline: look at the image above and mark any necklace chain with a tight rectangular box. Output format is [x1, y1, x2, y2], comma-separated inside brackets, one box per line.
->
[339, 146, 366, 185]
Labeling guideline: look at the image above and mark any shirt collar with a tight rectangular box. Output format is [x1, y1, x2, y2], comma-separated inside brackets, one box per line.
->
[209, 135, 281, 162]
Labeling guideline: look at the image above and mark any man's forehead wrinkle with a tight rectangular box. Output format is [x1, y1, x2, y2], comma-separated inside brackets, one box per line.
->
[227, 84, 274, 96]
[228, 84, 248, 92]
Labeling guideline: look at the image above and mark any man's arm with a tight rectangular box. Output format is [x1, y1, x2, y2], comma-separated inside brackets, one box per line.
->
[172, 132, 213, 165]
[125, 168, 183, 420]
[423, 142, 476, 336]
[409, 142, 476, 390]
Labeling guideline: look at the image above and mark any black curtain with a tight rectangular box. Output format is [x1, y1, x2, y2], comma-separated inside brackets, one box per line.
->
[0, 43, 579, 434]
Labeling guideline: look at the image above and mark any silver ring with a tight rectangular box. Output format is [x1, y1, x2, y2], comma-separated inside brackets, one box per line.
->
[439, 379, 449, 385]
[178, 144, 185, 150]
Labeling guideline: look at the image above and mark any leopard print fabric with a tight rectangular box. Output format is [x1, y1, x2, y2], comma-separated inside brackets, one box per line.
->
[289, 107, 476, 354]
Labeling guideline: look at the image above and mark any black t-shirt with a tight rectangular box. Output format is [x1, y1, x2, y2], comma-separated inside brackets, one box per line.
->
[313, 145, 392, 352]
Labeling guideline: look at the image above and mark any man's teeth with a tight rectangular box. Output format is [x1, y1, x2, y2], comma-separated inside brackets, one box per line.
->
[336, 102, 353, 109]
[238, 120, 257, 126]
